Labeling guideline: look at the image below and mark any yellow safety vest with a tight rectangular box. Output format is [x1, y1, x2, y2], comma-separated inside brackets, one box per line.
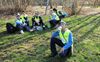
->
[20, 15, 25, 23]
[59, 30, 71, 44]
[55, 14, 60, 20]
[50, 13, 60, 20]
[34, 16, 40, 21]
[57, 11, 61, 16]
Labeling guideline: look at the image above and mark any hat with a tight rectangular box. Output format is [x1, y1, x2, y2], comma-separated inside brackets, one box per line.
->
[17, 13, 20, 16]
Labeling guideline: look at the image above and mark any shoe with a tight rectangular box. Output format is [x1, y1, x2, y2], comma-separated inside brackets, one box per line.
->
[30, 29, 34, 32]
[20, 30, 24, 34]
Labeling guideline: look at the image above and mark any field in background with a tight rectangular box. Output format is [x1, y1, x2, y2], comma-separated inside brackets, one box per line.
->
[0, 13, 100, 62]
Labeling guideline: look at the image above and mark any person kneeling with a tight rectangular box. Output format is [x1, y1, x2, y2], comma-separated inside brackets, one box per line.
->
[50, 22, 73, 57]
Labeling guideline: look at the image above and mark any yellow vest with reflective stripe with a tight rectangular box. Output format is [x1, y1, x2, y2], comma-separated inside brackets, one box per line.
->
[34, 16, 40, 21]
[55, 14, 60, 20]
[20, 15, 25, 23]
[50, 13, 60, 20]
[57, 11, 61, 16]
[59, 30, 71, 44]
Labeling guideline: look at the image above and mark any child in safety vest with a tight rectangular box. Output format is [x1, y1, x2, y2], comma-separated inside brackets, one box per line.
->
[53, 8, 68, 19]
[49, 9, 61, 28]
[32, 11, 46, 31]
[15, 13, 32, 34]
[50, 21, 73, 57]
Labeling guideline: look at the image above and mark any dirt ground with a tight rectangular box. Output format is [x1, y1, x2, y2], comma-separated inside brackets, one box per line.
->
[79, 6, 100, 15]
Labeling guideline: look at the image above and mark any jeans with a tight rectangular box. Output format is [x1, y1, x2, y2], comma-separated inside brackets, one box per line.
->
[16, 24, 31, 32]
[32, 20, 45, 29]
[49, 20, 60, 28]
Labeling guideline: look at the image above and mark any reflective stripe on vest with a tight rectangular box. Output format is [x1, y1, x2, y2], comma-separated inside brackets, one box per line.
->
[59, 30, 71, 44]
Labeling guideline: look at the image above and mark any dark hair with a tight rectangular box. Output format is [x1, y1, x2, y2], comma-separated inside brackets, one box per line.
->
[53, 8, 57, 11]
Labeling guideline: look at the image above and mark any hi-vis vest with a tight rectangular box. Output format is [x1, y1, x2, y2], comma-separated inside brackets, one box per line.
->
[16, 19, 23, 25]
[20, 15, 25, 23]
[50, 13, 60, 20]
[57, 11, 61, 16]
[56, 11, 62, 17]
[59, 29, 71, 44]
[34, 16, 40, 21]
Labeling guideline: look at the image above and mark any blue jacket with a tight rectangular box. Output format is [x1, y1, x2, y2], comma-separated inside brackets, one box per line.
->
[52, 15, 57, 20]
[15, 19, 23, 26]
[52, 30, 73, 50]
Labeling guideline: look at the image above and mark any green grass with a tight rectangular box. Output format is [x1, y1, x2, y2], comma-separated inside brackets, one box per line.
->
[0, 14, 100, 62]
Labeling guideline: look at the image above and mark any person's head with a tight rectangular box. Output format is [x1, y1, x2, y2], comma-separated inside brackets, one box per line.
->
[16, 13, 20, 19]
[60, 21, 67, 31]
[35, 10, 39, 16]
[50, 9, 57, 16]
[53, 8, 57, 12]
[24, 14, 28, 17]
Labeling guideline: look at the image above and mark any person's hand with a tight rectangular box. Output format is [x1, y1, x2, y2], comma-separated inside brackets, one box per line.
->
[59, 48, 64, 54]
[23, 23, 26, 26]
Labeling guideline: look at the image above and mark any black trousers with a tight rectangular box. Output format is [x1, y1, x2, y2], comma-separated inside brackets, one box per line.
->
[50, 37, 72, 57]
[60, 14, 66, 18]
[16, 24, 31, 32]
[49, 20, 60, 28]
[25, 21, 29, 27]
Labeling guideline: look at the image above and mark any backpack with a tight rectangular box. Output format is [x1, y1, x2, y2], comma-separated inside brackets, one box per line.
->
[6, 23, 16, 33]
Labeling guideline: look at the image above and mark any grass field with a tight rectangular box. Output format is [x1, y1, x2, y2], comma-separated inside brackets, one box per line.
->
[0, 14, 100, 62]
